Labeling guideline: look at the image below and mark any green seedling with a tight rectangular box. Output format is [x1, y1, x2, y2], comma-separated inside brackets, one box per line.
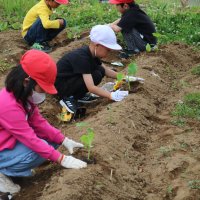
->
[127, 62, 138, 90]
[80, 128, 94, 160]
[116, 72, 124, 82]
[146, 43, 151, 52]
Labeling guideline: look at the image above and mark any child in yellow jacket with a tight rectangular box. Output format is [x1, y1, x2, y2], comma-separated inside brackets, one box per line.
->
[22, 0, 68, 53]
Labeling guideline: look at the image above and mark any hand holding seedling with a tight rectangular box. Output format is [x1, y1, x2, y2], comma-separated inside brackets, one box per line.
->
[60, 155, 87, 169]
[62, 138, 84, 154]
[111, 90, 129, 101]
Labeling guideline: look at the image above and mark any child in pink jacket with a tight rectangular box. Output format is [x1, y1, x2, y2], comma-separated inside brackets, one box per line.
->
[0, 50, 86, 197]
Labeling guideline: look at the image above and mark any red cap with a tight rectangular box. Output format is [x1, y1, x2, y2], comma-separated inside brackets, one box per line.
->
[20, 50, 57, 94]
[55, 0, 68, 4]
[109, 0, 133, 4]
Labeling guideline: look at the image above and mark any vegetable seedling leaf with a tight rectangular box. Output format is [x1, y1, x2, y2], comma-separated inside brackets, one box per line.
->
[80, 128, 94, 159]
[146, 43, 151, 52]
[153, 32, 167, 38]
[128, 62, 137, 76]
[116, 73, 124, 82]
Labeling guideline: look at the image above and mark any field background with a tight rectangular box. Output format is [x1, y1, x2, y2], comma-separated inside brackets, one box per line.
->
[0, 0, 200, 200]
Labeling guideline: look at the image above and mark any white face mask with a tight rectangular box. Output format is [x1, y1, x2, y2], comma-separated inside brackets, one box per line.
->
[28, 91, 46, 104]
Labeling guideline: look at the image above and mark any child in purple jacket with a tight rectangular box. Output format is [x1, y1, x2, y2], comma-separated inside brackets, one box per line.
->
[0, 50, 86, 197]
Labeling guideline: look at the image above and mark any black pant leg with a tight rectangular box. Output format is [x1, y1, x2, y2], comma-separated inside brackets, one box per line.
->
[122, 28, 147, 52]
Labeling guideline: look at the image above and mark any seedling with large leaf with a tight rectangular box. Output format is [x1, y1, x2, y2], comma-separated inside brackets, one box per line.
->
[114, 73, 125, 90]
[116, 73, 124, 82]
[80, 128, 94, 160]
[127, 62, 138, 90]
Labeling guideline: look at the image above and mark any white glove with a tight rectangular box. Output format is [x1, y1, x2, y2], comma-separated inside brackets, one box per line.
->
[61, 155, 87, 169]
[62, 138, 84, 154]
[111, 90, 128, 102]
[125, 76, 145, 82]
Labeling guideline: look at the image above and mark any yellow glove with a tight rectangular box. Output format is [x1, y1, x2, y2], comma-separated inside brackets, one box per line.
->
[113, 81, 124, 91]
[58, 107, 72, 122]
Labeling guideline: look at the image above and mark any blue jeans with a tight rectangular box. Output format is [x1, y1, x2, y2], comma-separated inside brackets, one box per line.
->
[0, 141, 59, 177]
[24, 18, 66, 46]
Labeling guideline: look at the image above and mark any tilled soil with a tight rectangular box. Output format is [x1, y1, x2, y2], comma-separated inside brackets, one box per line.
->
[0, 30, 200, 200]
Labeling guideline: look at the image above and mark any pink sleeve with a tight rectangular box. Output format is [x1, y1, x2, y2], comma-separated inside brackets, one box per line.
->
[28, 107, 65, 144]
[0, 105, 62, 162]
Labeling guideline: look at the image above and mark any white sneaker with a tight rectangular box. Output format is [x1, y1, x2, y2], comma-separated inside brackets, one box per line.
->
[0, 173, 20, 194]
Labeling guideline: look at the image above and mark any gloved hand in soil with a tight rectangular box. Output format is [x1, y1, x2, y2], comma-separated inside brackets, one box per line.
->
[124, 76, 145, 83]
[60, 155, 87, 169]
[110, 90, 129, 101]
[62, 138, 84, 154]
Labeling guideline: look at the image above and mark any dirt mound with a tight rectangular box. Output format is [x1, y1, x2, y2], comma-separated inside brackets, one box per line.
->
[0, 31, 200, 200]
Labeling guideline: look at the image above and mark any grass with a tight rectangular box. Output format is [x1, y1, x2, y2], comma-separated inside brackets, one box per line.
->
[188, 180, 200, 189]
[0, 60, 11, 73]
[0, 0, 199, 46]
[172, 93, 200, 120]
[191, 65, 200, 75]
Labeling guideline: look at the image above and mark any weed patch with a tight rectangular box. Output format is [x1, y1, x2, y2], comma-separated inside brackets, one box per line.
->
[172, 93, 200, 120]
[191, 65, 200, 75]
[188, 180, 200, 189]
[0, 60, 10, 73]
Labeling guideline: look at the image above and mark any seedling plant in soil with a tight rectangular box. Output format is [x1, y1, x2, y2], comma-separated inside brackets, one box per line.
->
[126, 62, 140, 92]
[76, 122, 96, 164]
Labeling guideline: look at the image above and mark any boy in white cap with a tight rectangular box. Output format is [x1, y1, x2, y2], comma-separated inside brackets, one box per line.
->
[55, 25, 129, 114]
[22, 0, 68, 53]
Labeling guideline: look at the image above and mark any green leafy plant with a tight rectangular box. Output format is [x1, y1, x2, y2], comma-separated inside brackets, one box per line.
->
[146, 43, 151, 52]
[80, 128, 94, 160]
[152, 32, 167, 49]
[127, 62, 138, 90]
[116, 72, 124, 82]
[76, 122, 95, 160]
[11, 22, 21, 30]
[0, 22, 8, 31]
